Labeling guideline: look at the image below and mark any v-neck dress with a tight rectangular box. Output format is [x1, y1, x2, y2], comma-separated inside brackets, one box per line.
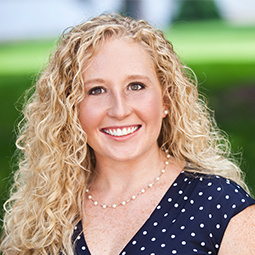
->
[72, 171, 255, 255]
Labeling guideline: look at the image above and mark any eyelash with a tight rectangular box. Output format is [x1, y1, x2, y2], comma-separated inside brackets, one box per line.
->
[88, 86, 106, 95]
[88, 82, 145, 95]
[128, 82, 146, 91]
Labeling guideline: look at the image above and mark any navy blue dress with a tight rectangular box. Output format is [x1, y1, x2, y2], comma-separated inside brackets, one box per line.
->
[72, 171, 255, 254]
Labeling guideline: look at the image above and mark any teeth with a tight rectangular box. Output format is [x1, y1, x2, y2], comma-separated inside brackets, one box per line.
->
[104, 126, 139, 137]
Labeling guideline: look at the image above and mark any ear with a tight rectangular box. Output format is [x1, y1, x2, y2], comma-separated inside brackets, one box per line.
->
[162, 106, 168, 118]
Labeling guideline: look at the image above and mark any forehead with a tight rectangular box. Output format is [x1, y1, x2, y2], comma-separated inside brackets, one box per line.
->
[83, 38, 156, 78]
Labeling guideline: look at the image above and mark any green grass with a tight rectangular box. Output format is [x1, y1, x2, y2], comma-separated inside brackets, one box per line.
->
[0, 21, 255, 216]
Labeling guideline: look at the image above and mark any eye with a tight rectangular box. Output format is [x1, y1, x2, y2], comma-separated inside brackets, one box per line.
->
[88, 86, 106, 95]
[128, 82, 145, 91]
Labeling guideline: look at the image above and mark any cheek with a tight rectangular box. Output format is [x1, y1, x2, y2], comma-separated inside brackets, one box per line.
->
[79, 99, 101, 132]
[140, 92, 164, 121]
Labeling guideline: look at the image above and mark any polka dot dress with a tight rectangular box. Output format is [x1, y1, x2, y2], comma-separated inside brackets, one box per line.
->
[72, 171, 255, 254]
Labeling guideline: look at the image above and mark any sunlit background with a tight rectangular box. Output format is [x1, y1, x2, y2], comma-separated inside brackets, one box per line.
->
[1, 0, 255, 219]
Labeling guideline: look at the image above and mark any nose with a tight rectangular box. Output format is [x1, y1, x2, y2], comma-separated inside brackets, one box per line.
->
[107, 91, 131, 119]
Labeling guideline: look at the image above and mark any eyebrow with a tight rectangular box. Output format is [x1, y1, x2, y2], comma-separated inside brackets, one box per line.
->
[84, 74, 153, 86]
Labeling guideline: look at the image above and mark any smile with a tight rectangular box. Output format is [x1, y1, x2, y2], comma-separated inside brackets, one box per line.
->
[102, 125, 141, 137]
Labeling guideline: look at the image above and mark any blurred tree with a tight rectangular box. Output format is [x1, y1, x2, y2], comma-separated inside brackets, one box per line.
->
[121, 0, 142, 19]
[174, 0, 221, 21]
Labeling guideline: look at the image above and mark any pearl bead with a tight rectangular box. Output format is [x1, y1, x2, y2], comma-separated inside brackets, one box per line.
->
[87, 149, 170, 209]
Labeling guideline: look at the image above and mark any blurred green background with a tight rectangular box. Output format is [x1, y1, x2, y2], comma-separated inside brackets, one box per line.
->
[0, 0, 255, 221]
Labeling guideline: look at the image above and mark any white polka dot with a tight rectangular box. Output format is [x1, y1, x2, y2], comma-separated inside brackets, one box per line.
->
[168, 198, 172, 202]
[174, 203, 179, 208]
[143, 231, 147, 235]
[179, 190, 183, 194]
[161, 243, 166, 248]
[199, 177, 203, 181]
[184, 177, 188, 182]
[208, 196, 213, 200]
[173, 183, 178, 186]
[225, 195, 230, 199]
[201, 242, 206, 246]
[153, 222, 158, 226]
[208, 251, 213, 254]
[232, 204, 237, 209]
[224, 214, 228, 219]
[190, 216, 195, 220]
[182, 241, 186, 245]
[216, 204, 221, 209]
[193, 249, 198, 253]
[226, 179, 230, 184]
[216, 224, 221, 229]
[208, 182, 212, 186]
[215, 244, 219, 249]
[77, 236, 81, 240]
[121, 252, 126, 255]
[198, 192, 203, 196]
[184, 196, 188, 200]
[191, 232, 196, 237]
[157, 205, 161, 209]
[216, 175, 220, 178]
[200, 223, 205, 228]
[235, 189, 239, 193]
[151, 237, 156, 241]
[141, 247, 145, 251]
[172, 219, 176, 223]
[162, 228, 166, 233]
[209, 233, 213, 238]
[164, 212, 168, 217]
[74, 226, 77, 230]
[132, 240, 137, 245]
[190, 200, 195, 204]
[199, 206, 204, 211]
[241, 199, 246, 203]
[172, 250, 177, 254]
[150, 253, 155, 255]
[171, 234, 176, 239]
[209, 214, 213, 219]
[181, 208, 186, 213]
[81, 246, 86, 250]
[217, 187, 222, 191]
[180, 226, 185, 230]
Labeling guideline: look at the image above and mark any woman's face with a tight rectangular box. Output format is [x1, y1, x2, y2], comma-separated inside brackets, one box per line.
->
[79, 38, 167, 163]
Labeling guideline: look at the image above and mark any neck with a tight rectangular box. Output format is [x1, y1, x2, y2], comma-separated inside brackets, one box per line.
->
[90, 146, 164, 195]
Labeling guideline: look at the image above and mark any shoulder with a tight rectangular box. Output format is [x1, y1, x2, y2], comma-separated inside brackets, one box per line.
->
[218, 204, 255, 254]
[182, 171, 255, 225]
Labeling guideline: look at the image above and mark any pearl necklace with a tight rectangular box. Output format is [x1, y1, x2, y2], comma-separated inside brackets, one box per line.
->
[86, 151, 171, 209]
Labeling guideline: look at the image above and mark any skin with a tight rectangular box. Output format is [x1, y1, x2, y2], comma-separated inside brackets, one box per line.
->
[79, 38, 255, 254]
[218, 204, 255, 254]
[79, 38, 184, 254]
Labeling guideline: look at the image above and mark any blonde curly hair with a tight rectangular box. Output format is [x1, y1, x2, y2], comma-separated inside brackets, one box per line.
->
[1, 14, 249, 254]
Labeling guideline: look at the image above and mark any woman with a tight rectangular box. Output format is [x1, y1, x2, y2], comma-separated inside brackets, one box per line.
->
[1, 14, 255, 255]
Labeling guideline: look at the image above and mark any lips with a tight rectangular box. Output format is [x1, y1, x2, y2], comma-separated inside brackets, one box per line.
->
[101, 125, 141, 137]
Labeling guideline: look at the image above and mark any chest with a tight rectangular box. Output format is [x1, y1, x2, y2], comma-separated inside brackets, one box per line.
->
[82, 188, 165, 255]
